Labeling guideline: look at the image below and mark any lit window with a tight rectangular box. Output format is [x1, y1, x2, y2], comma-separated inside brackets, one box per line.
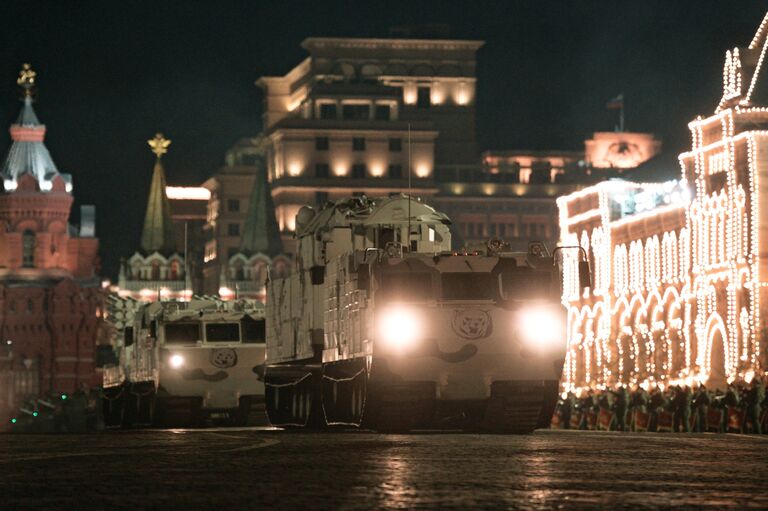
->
[417, 87, 430, 109]
[352, 164, 367, 179]
[375, 104, 391, 121]
[319, 103, 337, 119]
[22, 230, 35, 268]
[342, 104, 370, 120]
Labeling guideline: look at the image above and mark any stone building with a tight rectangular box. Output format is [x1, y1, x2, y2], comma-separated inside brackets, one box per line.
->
[0, 65, 102, 419]
[256, 37, 483, 251]
[557, 13, 768, 392]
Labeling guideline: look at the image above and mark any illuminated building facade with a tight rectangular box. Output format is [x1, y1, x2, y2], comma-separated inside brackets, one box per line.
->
[558, 13, 768, 391]
[439, 131, 662, 250]
[0, 66, 102, 417]
[257, 37, 483, 251]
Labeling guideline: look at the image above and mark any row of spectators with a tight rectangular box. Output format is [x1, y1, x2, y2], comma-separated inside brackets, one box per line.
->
[551, 378, 766, 434]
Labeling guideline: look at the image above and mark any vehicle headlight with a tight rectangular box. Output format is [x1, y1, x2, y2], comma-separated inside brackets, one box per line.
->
[169, 354, 185, 369]
[377, 305, 422, 354]
[516, 305, 565, 349]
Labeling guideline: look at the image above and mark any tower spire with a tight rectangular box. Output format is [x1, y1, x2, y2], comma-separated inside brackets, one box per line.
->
[239, 158, 283, 256]
[2, 64, 66, 191]
[17, 63, 36, 97]
[140, 133, 176, 254]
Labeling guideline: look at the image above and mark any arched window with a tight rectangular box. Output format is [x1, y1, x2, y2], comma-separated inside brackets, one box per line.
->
[170, 261, 180, 280]
[22, 230, 35, 268]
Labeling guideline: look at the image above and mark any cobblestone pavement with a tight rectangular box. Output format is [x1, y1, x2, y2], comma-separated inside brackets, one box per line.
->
[3, 429, 768, 510]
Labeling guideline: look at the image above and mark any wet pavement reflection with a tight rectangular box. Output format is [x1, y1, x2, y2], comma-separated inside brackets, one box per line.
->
[3, 429, 767, 509]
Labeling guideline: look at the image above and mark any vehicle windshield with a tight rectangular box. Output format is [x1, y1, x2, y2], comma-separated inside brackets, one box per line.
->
[441, 273, 496, 301]
[205, 323, 240, 343]
[501, 270, 553, 300]
[241, 316, 266, 344]
[378, 272, 433, 302]
[164, 322, 200, 344]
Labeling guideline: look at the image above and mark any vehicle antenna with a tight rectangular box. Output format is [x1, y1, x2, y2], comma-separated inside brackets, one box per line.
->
[184, 221, 189, 293]
[407, 123, 412, 251]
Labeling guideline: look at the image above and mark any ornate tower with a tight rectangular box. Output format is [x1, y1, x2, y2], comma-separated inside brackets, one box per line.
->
[118, 134, 190, 300]
[0, 65, 102, 416]
[218, 157, 289, 300]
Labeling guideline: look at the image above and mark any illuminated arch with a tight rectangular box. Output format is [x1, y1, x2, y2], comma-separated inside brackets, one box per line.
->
[705, 313, 729, 389]
[613, 244, 628, 296]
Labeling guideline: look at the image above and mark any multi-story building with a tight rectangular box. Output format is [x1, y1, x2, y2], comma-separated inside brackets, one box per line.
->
[194, 36, 665, 284]
[257, 37, 483, 251]
[435, 130, 662, 250]
[0, 65, 102, 420]
[557, 12, 768, 392]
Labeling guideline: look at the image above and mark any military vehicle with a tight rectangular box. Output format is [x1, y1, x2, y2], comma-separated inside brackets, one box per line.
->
[264, 195, 589, 433]
[101, 297, 267, 427]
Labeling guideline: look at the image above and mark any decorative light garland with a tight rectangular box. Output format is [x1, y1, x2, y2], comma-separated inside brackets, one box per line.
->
[557, 18, 768, 393]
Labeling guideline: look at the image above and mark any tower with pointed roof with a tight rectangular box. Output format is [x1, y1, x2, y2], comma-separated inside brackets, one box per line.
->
[117, 134, 191, 300]
[0, 65, 102, 417]
[219, 158, 289, 300]
[200, 141, 288, 299]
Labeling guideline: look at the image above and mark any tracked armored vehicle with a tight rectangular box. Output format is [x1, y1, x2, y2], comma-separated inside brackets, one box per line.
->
[265, 195, 589, 433]
[101, 297, 267, 427]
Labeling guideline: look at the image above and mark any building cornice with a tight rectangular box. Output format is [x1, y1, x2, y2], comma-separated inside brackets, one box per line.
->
[301, 37, 484, 52]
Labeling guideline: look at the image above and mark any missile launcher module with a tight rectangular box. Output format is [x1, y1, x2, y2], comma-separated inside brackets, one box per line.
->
[265, 195, 588, 432]
[101, 297, 267, 427]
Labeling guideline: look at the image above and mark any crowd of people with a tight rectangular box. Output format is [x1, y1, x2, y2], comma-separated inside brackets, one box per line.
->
[551, 377, 766, 434]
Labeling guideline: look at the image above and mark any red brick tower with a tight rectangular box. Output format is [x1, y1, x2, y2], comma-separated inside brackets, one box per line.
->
[0, 65, 102, 418]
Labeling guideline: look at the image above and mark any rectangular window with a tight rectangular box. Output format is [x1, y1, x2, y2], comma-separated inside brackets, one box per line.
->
[467, 223, 475, 237]
[389, 138, 402, 152]
[352, 137, 366, 151]
[319, 103, 337, 119]
[417, 87, 431, 109]
[352, 164, 367, 179]
[164, 322, 201, 344]
[124, 326, 134, 347]
[227, 223, 240, 236]
[388, 164, 403, 179]
[379, 272, 433, 301]
[489, 223, 497, 236]
[315, 137, 329, 151]
[442, 273, 496, 301]
[374, 104, 391, 121]
[342, 104, 370, 120]
[315, 191, 329, 206]
[205, 323, 241, 343]
[499, 224, 507, 237]
[241, 317, 266, 344]
[227, 199, 239, 212]
[315, 163, 329, 178]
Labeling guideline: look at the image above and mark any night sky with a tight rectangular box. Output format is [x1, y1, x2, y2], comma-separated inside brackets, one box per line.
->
[0, 1, 765, 278]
